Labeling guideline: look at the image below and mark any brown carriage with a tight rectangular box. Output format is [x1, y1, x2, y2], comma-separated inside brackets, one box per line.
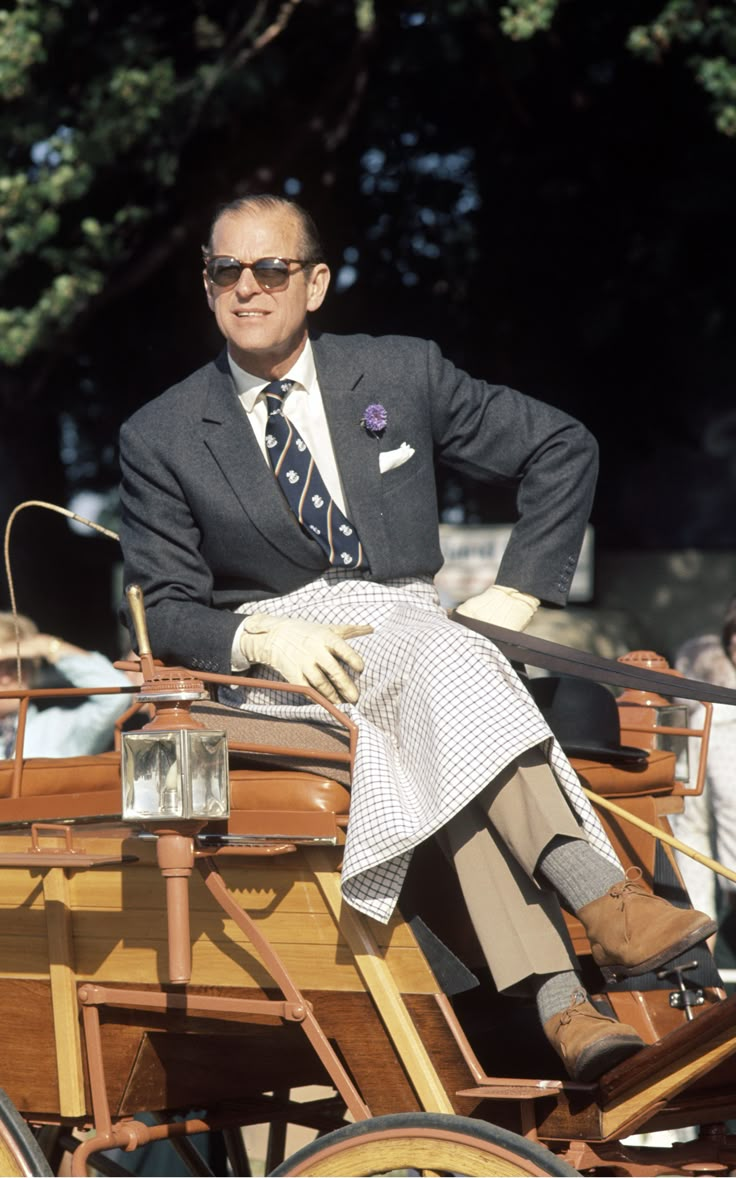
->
[0, 602, 736, 1176]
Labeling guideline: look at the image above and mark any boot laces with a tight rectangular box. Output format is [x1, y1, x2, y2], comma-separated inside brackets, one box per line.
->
[558, 989, 591, 1027]
[608, 865, 648, 908]
[606, 866, 657, 945]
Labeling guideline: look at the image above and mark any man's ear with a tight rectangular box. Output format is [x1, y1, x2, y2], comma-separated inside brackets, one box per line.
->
[203, 270, 216, 311]
[306, 263, 330, 312]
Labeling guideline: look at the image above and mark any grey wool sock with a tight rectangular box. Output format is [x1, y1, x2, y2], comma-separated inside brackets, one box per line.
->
[537, 835, 623, 914]
[534, 971, 586, 1023]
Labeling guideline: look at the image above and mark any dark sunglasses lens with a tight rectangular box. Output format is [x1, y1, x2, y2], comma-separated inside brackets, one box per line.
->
[208, 258, 244, 287]
[252, 259, 290, 289]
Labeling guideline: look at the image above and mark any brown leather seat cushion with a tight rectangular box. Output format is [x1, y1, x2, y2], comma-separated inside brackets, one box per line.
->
[571, 747, 676, 798]
[0, 756, 349, 815]
[230, 770, 349, 813]
[0, 752, 121, 798]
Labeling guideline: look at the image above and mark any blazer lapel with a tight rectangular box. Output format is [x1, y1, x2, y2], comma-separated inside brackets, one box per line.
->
[201, 355, 327, 570]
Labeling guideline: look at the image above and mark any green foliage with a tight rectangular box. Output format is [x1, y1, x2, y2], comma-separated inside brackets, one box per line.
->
[1, 4, 172, 364]
[0, 0, 312, 368]
[1, 0, 734, 382]
[499, 0, 559, 41]
[497, 0, 736, 137]
[0, 0, 68, 101]
[695, 55, 736, 136]
[627, 2, 736, 136]
[355, 0, 376, 33]
[0, 0, 735, 584]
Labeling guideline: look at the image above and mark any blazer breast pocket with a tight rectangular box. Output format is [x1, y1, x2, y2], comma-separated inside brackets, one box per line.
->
[379, 443, 415, 475]
[380, 451, 426, 498]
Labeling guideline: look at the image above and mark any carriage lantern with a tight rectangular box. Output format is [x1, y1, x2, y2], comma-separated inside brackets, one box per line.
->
[121, 706, 230, 822]
[617, 651, 690, 782]
[120, 676, 230, 985]
[121, 584, 230, 823]
[121, 585, 230, 984]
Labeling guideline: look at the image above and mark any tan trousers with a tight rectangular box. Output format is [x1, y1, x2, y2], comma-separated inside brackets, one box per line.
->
[438, 746, 586, 994]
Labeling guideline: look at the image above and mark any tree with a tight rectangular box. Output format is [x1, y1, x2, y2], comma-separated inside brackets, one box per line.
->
[500, 0, 736, 137]
[0, 0, 379, 633]
[0, 1, 376, 374]
[0, 0, 734, 639]
[3, 0, 734, 384]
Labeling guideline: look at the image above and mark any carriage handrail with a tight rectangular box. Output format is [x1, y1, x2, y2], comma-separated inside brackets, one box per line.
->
[114, 659, 360, 764]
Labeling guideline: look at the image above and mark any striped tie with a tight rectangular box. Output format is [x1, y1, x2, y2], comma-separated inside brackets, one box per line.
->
[264, 379, 364, 569]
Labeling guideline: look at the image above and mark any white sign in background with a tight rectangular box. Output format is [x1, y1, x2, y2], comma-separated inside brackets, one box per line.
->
[436, 524, 595, 608]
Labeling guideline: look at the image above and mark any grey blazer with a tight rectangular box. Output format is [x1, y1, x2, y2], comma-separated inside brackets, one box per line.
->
[119, 332, 598, 672]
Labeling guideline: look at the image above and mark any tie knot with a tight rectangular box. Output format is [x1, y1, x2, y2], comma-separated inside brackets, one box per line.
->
[264, 378, 294, 415]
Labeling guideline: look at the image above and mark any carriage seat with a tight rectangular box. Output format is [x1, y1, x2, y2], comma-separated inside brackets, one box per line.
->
[0, 753, 121, 799]
[569, 748, 677, 799]
[0, 753, 350, 829]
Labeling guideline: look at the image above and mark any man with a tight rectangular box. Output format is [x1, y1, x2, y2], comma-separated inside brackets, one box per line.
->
[119, 194, 715, 1082]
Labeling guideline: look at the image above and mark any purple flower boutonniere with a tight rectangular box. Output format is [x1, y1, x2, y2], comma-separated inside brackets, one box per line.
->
[361, 403, 388, 438]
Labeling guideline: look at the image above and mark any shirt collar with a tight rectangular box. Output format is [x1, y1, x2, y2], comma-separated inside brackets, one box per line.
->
[228, 340, 316, 413]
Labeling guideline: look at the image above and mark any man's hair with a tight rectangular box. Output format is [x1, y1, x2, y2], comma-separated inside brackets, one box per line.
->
[204, 194, 325, 265]
[0, 612, 37, 646]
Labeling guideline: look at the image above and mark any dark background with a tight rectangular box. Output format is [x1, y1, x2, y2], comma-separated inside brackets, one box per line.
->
[1, 0, 734, 653]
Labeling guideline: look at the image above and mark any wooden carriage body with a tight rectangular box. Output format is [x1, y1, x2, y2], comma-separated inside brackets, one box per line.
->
[0, 655, 735, 1176]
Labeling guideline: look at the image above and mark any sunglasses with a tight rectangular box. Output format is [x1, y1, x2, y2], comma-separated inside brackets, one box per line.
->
[204, 255, 316, 291]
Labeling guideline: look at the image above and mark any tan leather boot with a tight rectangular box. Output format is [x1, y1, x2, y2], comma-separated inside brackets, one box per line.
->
[577, 867, 717, 981]
[543, 991, 645, 1082]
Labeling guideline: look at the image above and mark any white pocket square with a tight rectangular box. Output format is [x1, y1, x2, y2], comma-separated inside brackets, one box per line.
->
[379, 442, 415, 474]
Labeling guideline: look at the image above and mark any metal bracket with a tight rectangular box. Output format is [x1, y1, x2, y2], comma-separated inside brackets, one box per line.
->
[669, 987, 705, 1012]
[0, 823, 138, 868]
[657, 959, 704, 1021]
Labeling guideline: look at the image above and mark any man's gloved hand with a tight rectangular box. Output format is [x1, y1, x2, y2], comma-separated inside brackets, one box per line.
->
[455, 584, 540, 632]
[240, 613, 373, 705]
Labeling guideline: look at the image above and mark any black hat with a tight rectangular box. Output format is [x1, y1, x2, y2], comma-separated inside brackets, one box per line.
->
[527, 675, 649, 766]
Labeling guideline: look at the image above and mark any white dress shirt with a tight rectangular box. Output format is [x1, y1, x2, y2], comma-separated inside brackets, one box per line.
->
[228, 341, 350, 668]
[228, 341, 348, 513]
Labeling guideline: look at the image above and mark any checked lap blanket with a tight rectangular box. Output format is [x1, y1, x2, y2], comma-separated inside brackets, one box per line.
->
[229, 573, 619, 923]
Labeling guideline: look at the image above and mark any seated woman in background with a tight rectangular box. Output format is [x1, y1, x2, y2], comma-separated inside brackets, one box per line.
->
[0, 611, 136, 758]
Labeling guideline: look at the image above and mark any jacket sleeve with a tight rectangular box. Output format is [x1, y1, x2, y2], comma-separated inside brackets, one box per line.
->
[424, 341, 598, 605]
[119, 417, 243, 673]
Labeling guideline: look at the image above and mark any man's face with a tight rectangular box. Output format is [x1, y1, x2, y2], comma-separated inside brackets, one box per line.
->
[203, 207, 330, 378]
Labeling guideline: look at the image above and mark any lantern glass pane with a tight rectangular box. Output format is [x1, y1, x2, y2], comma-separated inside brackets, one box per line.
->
[187, 731, 230, 818]
[122, 729, 230, 821]
[122, 732, 184, 820]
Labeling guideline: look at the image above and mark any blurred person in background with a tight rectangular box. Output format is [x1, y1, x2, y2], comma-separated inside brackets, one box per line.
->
[0, 611, 135, 758]
[672, 596, 736, 931]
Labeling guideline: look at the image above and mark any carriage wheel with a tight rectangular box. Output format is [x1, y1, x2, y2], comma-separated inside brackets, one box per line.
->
[268, 1111, 581, 1176]
[0, 1089, 53, 1177]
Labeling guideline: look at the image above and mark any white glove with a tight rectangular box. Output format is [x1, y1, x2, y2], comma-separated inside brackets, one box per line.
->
[240, 613, 373, 705]
[455, 584, 540, 632]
